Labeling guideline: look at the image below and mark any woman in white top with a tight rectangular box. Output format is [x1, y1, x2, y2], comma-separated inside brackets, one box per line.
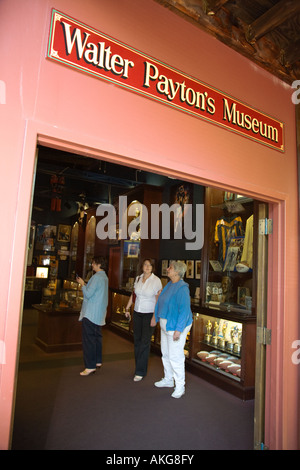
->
[125, 259, 162, 382]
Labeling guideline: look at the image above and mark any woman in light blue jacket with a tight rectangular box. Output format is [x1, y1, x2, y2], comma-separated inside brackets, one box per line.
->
[153, 260, 193, 398]
[77, 256, 108, 376]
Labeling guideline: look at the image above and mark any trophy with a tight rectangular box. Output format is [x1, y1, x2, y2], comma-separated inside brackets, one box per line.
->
[226, 327, 234, 352]
[233, 329, 242, 354]
[211, 321, 219, 346]
[205, 320, 212, 343]
[218, 323, 227, 349]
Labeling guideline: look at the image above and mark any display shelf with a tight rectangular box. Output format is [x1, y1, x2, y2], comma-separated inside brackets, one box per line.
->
[109, 288, 133, 336]
[189, 308, 256, 399]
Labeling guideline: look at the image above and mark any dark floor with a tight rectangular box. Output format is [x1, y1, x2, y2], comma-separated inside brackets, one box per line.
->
[11, 309, 254, 451]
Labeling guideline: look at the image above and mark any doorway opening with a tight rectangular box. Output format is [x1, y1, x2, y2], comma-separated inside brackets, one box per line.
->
[12, 143, 268, 450]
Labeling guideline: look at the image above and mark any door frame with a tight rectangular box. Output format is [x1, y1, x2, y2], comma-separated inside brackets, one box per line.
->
[9, 126, 288, 448]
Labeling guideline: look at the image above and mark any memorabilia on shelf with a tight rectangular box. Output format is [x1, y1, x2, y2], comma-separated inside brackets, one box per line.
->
[195, 346, 242, 378]
[221, 276, 232, 303]
[204, 320, 212, 343]
[211, 321, 219, 346]
[205, 282, 222, 303]
[35, 224, 57, 251]
[129, 206, 141, 241]
[245, 296, 252, 311]
[237, 287, 251, 306]
[161, 260, 168, 276]
[57, 224, 71, 242]
[209, 260, 223, 272]
[186, 260, 194, 278]
[195, 260, 201, 279]
[214, 215, 244, 263]
[124, 240, 140, 258]
[127, 243, 139, 258]
[194, 287, 200, 300]
[223, 237, 244, 272]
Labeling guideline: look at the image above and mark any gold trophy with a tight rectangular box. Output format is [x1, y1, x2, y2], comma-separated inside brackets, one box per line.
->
[205, 320, 212, 343]
[211, 321, 219, 346]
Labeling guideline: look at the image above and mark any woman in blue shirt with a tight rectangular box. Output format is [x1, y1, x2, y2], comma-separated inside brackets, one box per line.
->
[77, 256, 108, 376]
[153, 260, 193, 398]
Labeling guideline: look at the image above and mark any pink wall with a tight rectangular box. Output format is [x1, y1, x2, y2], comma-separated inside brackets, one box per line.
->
[0, 0, 298, 449]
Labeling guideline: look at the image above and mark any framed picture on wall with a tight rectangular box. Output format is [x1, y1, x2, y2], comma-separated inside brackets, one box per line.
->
[57, 224, 71, 242]
[127, 243, 139, 258]
[35, 224, 57, 250]
[124, 240, 140, 258]
[170, 182, 193, 238]
[195, 260, 201, 279]
[161, 260, 168, 276]
[186, 260, 194, 278]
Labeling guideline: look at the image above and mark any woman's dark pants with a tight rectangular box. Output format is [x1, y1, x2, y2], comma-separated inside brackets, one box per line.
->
[133, 311, 155, 377]
[82, 317, 102, 369]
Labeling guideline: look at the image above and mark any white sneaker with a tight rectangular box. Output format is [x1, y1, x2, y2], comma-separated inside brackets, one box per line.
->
[133, 375, 143, 382]
[171, 388, 185, 398]
[154, 378, 174, 388]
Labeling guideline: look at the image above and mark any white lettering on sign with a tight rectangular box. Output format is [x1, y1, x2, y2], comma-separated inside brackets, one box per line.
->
[61, 21, 134, 78]
[143, 61, 216, 114]
[223, 98, 279, 143]
[47, 10, 284, 151]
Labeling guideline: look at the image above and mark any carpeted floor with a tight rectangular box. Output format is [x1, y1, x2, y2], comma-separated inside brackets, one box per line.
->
[11, 309, 254, 450]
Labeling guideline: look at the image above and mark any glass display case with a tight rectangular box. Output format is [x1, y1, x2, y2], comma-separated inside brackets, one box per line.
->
[106, 186, 258, 399]
[191, 312, 243, 382]
[68, 221, 79, 278]
[121, 240, 140, 290]
[110, 290, 132, 333]
[41, 279, 83, 311]
[189, 309, 256, 398]
[34, 279, 84, 353]
[187, 187, 258, 398]
[201, 188, 255, 315]
[83, 215, 96, 278]
[109, 289, 190, 356]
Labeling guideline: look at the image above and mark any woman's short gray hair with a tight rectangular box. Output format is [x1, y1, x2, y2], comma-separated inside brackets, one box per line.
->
[169, 260, 187, 279]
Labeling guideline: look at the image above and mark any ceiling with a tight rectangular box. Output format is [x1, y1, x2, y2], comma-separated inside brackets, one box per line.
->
[155, 0, 300, 85]
[33, 146, 170, 212]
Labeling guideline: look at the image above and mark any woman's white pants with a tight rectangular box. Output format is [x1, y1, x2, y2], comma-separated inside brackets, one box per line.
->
[159, 319, 191, 391]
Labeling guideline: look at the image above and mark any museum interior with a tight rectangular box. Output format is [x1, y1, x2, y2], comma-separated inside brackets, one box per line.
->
[11, 142, 266, 449]
[24, 144, 261, 393]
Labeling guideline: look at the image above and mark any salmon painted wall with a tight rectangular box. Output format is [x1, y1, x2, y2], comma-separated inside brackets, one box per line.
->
[0, 0, 298, 449]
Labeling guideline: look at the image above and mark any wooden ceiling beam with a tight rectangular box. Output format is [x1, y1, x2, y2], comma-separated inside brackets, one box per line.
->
[246, 0, 300, 43]
[201, 0, 230, 15]
[280, 38, 300, 66]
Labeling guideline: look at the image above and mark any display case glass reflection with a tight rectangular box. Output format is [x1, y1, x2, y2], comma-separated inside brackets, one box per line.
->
[69, 221, 79, 278]
[192, 312, 242, 381]
[111, 291, 132, 332]
[205, 189, 254, 315]
[83, 216, 96, 278]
